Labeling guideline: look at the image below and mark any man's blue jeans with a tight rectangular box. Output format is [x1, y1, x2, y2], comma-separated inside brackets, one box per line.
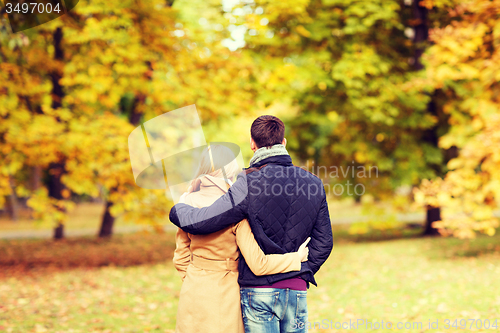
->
[240, 288, 308, 333]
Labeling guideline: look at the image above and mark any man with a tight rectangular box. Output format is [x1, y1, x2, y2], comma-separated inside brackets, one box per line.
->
[169, 115, 333, 332]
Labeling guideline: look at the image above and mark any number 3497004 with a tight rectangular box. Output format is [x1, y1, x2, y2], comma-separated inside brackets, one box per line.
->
[5, 2, 62, 14]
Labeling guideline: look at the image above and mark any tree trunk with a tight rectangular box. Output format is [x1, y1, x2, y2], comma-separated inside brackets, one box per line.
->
[28, 165, 42, 220]
[423, 206, 441, 236]
[54, 223, 64, 239]
[48, 160, 67, 240]
[98, 199, 115, 237]
[30, 166, 42, 191]
[412, 0, 428, 71]
[422, 99, 442, 236]
[412, 0, 442, 236]
[6, 176, 19, 222]
[49, 27, 67, 240]
[98, 98, 142, 238]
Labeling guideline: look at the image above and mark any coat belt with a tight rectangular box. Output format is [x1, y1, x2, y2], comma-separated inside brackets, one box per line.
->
[191, 254, 239, 272]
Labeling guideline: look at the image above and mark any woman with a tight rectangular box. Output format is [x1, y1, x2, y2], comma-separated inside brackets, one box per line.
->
[173, 144, 309, 333]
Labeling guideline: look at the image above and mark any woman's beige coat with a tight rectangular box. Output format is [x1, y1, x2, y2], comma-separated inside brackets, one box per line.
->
[173, 175, 301, 333]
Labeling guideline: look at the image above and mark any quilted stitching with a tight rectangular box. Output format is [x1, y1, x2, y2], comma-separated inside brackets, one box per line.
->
[247, 165, 322, 252]
[236, 157, 330, 287]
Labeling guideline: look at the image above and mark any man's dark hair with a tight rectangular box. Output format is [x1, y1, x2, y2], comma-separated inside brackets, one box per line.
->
[250, 115, 285, 148]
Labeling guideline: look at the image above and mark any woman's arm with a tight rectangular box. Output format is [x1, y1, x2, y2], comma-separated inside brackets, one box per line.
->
[235, 219, 303, 276]
[173, 228, 191, 281]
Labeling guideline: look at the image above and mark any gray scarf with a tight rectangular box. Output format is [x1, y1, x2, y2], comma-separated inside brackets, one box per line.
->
[249, 144, 289, 166]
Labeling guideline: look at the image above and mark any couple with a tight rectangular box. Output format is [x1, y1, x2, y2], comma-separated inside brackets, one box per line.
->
[169, 115, 334, 333]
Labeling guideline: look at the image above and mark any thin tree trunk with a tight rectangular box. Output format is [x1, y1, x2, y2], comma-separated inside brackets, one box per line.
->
[28, 165, 41, 221]
[98, 98, 142, 238]
[49, 27, 67, 240]
[6, 176, 19, 222]
[48, 160, 66, 239]
[30, 166, 42, 191]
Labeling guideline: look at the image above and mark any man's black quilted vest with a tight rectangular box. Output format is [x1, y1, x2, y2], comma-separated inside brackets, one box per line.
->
[237, 154, 324, 287]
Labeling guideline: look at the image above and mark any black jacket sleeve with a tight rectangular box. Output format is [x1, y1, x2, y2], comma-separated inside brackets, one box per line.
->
[169, 175, 249, 235]
[306, 190, 333, 274]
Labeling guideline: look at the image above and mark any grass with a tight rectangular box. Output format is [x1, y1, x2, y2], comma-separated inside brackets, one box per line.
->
[0, 232, 180, 333]
[308, 234, 500, 332]
[0, 263, 181, 333]
[1, 230, 500, 332]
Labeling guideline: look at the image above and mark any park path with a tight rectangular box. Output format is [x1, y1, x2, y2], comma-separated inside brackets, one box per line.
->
[0, 212, 426, 239]
[0, 224, 178, 240]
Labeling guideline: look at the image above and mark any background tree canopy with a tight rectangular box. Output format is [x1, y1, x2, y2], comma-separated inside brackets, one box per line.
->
[0, 0, 499, 239]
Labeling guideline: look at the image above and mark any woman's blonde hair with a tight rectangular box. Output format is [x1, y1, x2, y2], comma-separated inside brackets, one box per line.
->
[192, 144, 240, 184]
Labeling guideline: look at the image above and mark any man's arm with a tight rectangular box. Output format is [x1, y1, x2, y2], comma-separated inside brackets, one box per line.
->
[169, 175, 249, 235]
[306, 190, 333, 274]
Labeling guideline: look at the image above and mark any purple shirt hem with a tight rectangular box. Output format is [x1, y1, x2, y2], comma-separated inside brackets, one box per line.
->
[245, 277, 307, 291]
